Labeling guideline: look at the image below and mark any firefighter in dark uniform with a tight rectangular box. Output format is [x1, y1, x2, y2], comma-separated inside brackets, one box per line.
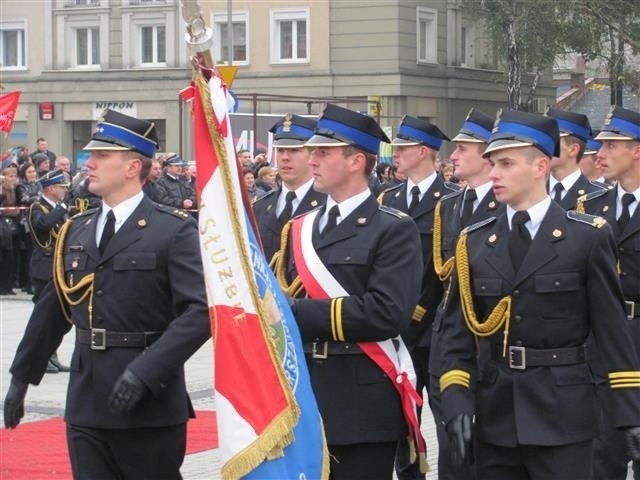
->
[253, 114, 325, 265]
[439, 109, 640, 479]
[28, 169, 72, 373]
[275, 104, 423, 479]
[546, 107, 605, 210]
[428, 108, 501, 480]
[378, 115, 457, 480]
[578, 106, 640, 480]
[154, 153, 196, 211]
[4, 110, 211, 479]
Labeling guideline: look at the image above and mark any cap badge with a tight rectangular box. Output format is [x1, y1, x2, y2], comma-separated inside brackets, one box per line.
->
[283, 114, 293, 133]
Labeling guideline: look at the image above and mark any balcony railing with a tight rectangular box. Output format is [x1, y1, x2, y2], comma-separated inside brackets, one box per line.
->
[63, 0, 101, 7]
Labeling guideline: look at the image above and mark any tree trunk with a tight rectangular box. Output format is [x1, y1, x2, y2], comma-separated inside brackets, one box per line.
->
[506, 21, 522, 110]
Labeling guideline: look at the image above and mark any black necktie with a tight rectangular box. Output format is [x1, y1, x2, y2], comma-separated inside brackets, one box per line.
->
[460, 188, 477, 227]
[99, 210, 115, 255]
[618, 193, 635, 232]
[553, 183, 564, 203]
[279, 190, 297, 225]
[409, 186, 421, 213]
[508, 211, 531, 271]
[322, 205, 340, 237]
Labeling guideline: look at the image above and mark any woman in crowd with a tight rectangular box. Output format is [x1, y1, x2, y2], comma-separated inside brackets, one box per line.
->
[15, 163, 41, 294]
[243, 168, 266, 201]
[0, 164, 23, 295]
[255, 166, 277, 193]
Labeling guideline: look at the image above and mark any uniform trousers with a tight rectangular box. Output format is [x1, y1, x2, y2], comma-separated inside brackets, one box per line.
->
[474, 437, 591, 480]
[67, 422, 186, 480]
[329, 441, 397, 480]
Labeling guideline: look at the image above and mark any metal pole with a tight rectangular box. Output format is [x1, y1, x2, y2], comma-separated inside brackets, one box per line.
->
[226, 0, 233, 66]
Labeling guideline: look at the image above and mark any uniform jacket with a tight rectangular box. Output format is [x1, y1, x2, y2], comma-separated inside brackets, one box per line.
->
[428, 187, 503, 377]
[154, 172, 196, 209]
[439, 202, 640, 447]
[287, 195, 422, 444]
[379, 178, 458, 348]
[553, 173, 604, 211]
[28, 197, 67, 281]
[582, 188, 640, 351]
[10, 196, 211, 429]
[253, 185, 326, 264]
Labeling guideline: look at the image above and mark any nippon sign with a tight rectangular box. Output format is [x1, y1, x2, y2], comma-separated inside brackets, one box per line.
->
[92, 101, 137, 120]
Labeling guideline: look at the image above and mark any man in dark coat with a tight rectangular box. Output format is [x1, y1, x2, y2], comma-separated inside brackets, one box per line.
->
[154, 153, 196, 211]
[439, 109, 640, 479]
[379, 115, 458, 480]
[428, 108, 501, 480]
[280, 104, 423, 479]
[579, 106, 640, 480]
[253, 114, 325, 264]
[28, 169, 72, 373]
[4, 110, 211, 479]
[546, 107, 605, 209]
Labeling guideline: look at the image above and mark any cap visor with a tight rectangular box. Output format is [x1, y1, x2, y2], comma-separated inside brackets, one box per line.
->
[594, 131, 633, 141]
[305, 134, 349, 148]
[391, 137, 421, 146]
[83, 139, 130, 151]
[483, 139, 534, 157]
[273, 138, 308, 148]
[452, 132, 485, 143]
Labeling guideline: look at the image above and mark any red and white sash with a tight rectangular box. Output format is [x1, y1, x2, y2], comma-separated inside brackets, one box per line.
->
[291, 210, 427, 462]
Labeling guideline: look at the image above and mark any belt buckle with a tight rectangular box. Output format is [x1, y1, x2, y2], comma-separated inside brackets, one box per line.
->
[625, 300, 636, 320]
[312, 341, 328, 359]
[90, 328, 107, 351]
[508, 346, 526, 370]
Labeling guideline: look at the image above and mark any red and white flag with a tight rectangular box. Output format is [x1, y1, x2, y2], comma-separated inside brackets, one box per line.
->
[0, 91, 21, 134]
[182, 64, 327, 479]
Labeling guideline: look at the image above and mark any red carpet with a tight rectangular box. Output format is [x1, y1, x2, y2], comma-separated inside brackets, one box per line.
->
[0, 411, 218, 479]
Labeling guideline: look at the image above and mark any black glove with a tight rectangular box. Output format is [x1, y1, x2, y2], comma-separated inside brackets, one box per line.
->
[623, 426, 640, 461]
[445, 413, 473, 469]
[4, 378, 29, 429]
[108, 369, 148, 415]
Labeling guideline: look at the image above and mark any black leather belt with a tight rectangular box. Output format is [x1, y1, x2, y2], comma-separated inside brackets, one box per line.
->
[302, 341, 363, 359]
[76, 328, 162, 350]
[626, 300, 639, 319]
[494, 345, 588, 370]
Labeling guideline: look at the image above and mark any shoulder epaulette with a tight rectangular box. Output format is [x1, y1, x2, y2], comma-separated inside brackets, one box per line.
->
[566, 210, 607, 229]
[377, 183, 403, 204]
[292, 205, 322, 220]
[155, 204, 190, 220]
[444, 181, 462, 192]
[589, 180, 614, 191]
[379, 204, 408, 218]
[461, 216, 497, 234]
[578, 188, 609, 205]
[441, 188, 464, 202]
[70, 207, 99, 220]
[254, 189, 277, 203]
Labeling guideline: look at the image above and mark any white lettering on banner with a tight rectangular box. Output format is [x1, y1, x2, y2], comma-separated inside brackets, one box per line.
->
[92, 102, 137, 120]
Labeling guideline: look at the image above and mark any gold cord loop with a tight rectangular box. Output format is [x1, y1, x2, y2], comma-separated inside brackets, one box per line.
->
[433, 201, 456, 281]
[273, 220, 304, 297]
[455, 232, 512, 356]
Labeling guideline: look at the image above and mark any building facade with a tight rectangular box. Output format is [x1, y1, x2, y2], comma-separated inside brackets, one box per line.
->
[1, 0, 555, 164]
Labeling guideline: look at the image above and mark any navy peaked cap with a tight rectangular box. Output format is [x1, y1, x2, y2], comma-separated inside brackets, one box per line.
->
[269, 114, 317, 147]
[546, 107, 592, 143]
[38, 169, 70, 188]
[453, 108, 494, 143]
[306, 104, 389, 155]
[392, 115, 449, 150]
[84, 109, 158, 158]
[484, 110, 560, 158]
[596, 106, 640, 141]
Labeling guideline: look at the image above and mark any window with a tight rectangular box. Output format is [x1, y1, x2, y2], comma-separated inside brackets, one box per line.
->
[1, 23, 26, 69]
[64, 0, 101, 6]
[271, 8, 309, 64]
[140, 25, 166, 65]
[417, 7, 437, 64]
[76, 27, 100, 66]
[213, 12, 248, 65]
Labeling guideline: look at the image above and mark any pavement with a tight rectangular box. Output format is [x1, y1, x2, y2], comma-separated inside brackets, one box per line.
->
[0, 291, 441, 479]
